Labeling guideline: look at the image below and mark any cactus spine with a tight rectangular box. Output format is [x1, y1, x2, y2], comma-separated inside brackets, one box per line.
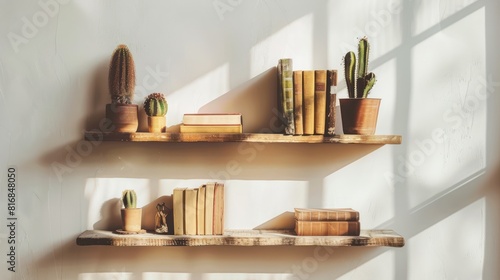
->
[144, 93, 168, 117]
[344, 37, 377, 98]
[122, 190, 137, 208]
[109, 44, 136, 104]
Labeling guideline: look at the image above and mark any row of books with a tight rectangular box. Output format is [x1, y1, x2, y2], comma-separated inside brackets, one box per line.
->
[179, 113, 243, 133]
[173, 182, 225, 235]
[278, 58, 338, 136]
[294, 208, 360, 236]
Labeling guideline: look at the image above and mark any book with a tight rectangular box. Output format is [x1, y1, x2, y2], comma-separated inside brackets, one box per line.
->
[180, 124, 242, 133]
[184, 188, 198, 235]
[294, 208, 359, 221]
[204, 182, 216, 235]
[213, 182, 225, 235]
[325, 70, 338, 135]
[293, 71, 304, 135]
[314, 70, 327, 135]
[183, 113, 242, 125]
[302, 70, 315, 135]
[295, 220, 360, 236]
[173, 187, 187, 235]
[197, 185, 206, 235]
[278, 58, 295, 135]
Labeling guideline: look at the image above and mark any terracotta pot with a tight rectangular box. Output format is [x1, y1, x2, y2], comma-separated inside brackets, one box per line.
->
[339, 98, 381, 135]
[121, 208, 142, 232]
[106, 104, 139, 133]
[147, 116, 166, 133]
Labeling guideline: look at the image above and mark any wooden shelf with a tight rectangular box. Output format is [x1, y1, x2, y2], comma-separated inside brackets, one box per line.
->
[84, 132, 402, 144]
[76, 229, 404, 247]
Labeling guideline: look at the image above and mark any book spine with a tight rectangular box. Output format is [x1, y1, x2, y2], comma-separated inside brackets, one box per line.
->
[325, 70, 337, 135]
[280, 59, 295, 135]
[293, 71, 304, 135]
[173, 188, 186, 235]
[183, 114, 242, 125]
[197, 185, 206, 235]
[295, 211, 359, 221]
[184, 188, 198, 235]
[314, 70, 327, 135]
[295, 221, 360, 236]
[180, 124, 242, 133]
[302, 71, 315, 135]
[213, 183, 225, 235]
[204, 183, 215, 235]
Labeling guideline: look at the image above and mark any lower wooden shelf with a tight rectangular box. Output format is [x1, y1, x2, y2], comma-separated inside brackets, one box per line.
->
[76, 229, 405, 247]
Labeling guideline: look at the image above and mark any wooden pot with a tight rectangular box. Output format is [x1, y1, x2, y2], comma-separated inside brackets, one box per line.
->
[121, 208, 142, 232]
[147, 116, 166, 133]
[106, 104, 139, 133]
[339, 98, 380, 135]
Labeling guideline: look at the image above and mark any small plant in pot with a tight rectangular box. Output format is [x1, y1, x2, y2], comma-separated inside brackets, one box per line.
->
[120, 189, 142, 233]
[144, 93, 168, 133]
[106, 44, 139, 133]
[340, 37, 380, 135]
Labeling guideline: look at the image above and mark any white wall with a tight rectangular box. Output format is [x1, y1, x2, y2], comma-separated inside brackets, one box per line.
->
[1, 0, 499, 279]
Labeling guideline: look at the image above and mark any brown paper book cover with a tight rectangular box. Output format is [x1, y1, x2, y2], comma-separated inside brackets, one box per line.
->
[213, 182, 225, 235]
[184, 188, 198, 235]
[314, 70, 327, 135]
[325, 70, 337, 135]
[197, 185, 206, 235]
[183, 113, 242, 125]
[294, 208, 359, 221]
[204, 182, 215, 235]
[173, 187, 187, 235]
[302, 70, 315, 135]
[295, 220, 360, 236]
[180, 124, 242, 133]
[293, 70, 304, 135]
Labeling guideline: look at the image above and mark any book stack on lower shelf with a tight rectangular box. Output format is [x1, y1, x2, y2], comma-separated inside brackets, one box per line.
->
[180, 113, 242, 133]
[173, 182, 224, 235]
[294, 208, 360, 236]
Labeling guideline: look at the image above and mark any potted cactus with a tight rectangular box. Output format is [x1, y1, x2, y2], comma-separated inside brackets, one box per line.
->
[340, 37, 380, 135]
[106, 44, 139, 133]
[120, 190, 142, 232]
[144, 93, 168, 133]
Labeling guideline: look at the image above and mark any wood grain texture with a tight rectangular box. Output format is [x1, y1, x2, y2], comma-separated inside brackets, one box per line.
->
[84, 132, 402, 144]
[76, 229, 405, 247]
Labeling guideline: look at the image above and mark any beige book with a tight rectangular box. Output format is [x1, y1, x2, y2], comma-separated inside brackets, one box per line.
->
[173, 187, 187, 235]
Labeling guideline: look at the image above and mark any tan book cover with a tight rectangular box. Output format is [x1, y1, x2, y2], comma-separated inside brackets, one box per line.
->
[293, 70, 304, 135]
[197, 185, 206, 235]
[302, 70, 315, 135]
[183, 113, 242, 125]
[173, 187, 187, 235]
[294, 208, 359, 221]
[314, 70, 327, 135]
[184, 188, 198, 235]
[180, 124, 242, 133]
[204, 182, 215, 235]
[213, 182, 225, 235]
[295, 220, 360, 236]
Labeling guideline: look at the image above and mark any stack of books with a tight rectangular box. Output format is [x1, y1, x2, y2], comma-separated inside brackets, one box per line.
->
[180, 113, 242, 133]
[277, 58, 338, 136]
[173, 182, 224, 235]
[294, 208, 360, 236]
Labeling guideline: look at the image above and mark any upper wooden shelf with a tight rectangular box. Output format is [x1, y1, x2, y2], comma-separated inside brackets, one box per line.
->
[84, 132, 402, 145]
[76, 229, 405, 247]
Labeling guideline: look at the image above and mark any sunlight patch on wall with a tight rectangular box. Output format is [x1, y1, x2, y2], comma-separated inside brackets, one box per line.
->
[167, 63, 230, 125]
[250, 13, 313, 77]
[407, 8, 486, 208]
[407, 198, 485, 280]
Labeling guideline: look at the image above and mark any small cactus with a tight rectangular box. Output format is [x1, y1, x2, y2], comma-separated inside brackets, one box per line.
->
[109, 44, 136, 104]
[344, 37, 377, 98]
[122, 190, 137, 208]
[144, 93, 168, 117]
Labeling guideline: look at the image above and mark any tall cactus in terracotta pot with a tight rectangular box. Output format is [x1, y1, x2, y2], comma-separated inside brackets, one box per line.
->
[340, 37, 381, 135]
[106, 44, 139, 133]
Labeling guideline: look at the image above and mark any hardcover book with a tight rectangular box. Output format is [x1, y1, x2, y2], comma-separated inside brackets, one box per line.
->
[180, 124, 242, 133]
[302, 70, 315, 135]
[197, 185, 206, 235]
[314, 70, 327, 135]
[293, 70, 304, 135]
[213, 182, 225, 235]
[183, 113, 242, 125]
[173, 187, 187, 235]
[278, 58, 295, 135]
[204, 182, 216, 235]
[294, 208, 359, 221]
[295, 220, 360, 236]
[325, 70, 338, 135]
[184, 188, 198, 235]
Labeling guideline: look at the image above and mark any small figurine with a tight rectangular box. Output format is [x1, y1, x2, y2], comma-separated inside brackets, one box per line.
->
[154, 202, 169, 234]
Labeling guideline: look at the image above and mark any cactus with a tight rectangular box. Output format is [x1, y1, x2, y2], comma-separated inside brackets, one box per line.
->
[122, 190, 137, 208]
[109, 44, 136, 104]
[144, 93, 168, 117]
[344, 37, 377, 98]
